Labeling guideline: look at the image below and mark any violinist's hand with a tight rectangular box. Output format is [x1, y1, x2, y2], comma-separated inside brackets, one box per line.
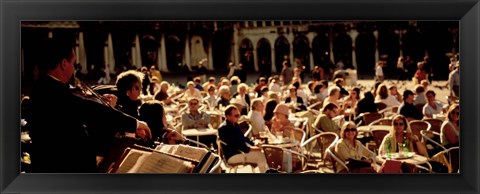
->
[136, 121, 152, 140]
[103, 94, 117, 107]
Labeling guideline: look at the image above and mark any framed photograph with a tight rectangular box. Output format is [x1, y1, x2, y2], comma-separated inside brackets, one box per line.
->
[2, 0, 478, 193]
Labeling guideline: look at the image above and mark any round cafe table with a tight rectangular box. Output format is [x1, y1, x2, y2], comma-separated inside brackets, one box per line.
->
[357, 125, 391, 133]
[375, 153, 429, 165]
[182, 128, 218, 147]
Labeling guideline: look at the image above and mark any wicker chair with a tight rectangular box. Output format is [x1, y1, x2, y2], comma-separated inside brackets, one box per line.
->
[370, 128, 390, 154]
[422, 118, 443, 133]
[409, 120, 431, 140]
[300, 132, 339, 166]
[356, 112, 383, 126]
[261, 145, 308, 173]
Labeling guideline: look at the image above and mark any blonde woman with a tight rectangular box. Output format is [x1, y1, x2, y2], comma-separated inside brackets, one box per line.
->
[440, 104, 460, 148]
[379, 115, 428, 157]
[335, 121, 377, 173]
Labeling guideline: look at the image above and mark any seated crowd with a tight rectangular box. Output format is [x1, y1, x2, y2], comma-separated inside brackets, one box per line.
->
[23, 59, 460, 174]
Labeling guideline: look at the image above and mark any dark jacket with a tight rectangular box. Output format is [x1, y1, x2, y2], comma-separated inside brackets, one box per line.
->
[29, 76, 137, 173]
[285, 96, 307, 111]
[398, 102, 423, 120]
[218, 120, 254, 160]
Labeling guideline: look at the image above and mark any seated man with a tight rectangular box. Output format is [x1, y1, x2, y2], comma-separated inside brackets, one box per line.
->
[218, 105, 269, 173]
[398, 90, 423, 121]
[313, 102, 340, 135]
[181, 97, 215, 148]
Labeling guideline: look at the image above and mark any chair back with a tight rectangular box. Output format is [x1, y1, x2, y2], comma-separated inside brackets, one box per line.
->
[431, 146, 459, 173]
[422, 118, 443, 133]
[415, 103, 425, 113]
[371, 128, 390, 153]
[308, 101, 323, 111]
[325, 145, 349, 173]
[261, 145, 307, 173]
[420, 130, 446, 157]
[209, 113, 223, 129]
[369, 118, 393, 126]
[409, 120, 431, 140]
[359, 112, 383, 126]
[375, 102, 387, 112]
[292, 128, 306, 145]
[316, 132, 339, 160]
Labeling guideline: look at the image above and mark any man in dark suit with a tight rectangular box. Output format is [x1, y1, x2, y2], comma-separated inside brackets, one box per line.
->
[218, 105, 268, 173]
[29, 35, 151, 173]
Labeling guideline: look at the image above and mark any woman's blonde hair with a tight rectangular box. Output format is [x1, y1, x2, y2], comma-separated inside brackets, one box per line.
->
[340, 121, 356, 139]
[446, 104, 460, 125]
[388, 114, 412, 153]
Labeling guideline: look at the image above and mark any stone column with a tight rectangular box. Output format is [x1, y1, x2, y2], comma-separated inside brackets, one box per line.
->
[253, 48, 259, 72]
[349, 29, 359, 69]
[160, 34, 168, 72]
[373, 30, 379, 63]
[329, 26, 335, 63]
[208, 38, 214, 70]
[271, 46, 277, 73]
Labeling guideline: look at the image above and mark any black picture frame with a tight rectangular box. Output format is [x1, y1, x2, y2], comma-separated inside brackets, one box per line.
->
[1, 0, 478, 193]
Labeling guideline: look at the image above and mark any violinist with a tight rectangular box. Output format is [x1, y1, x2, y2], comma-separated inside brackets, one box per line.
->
[29, 35, 151, 173]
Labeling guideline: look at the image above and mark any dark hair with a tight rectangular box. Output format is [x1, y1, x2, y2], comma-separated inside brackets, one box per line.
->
[320, 80, 328, 88]
[314, 84, 323, 93]
[351, 87, 361, 100]
[403, 90, 414, 100]
[323, 102, 338, 112]
[292, 81, 300, 89]
[426, 90, 436, 96]
[263, 99, 278, 121]
[116, 70, 143, 94]
[41, 34, 76, 71]
[224, 105, 238, 116]
[138, 100, 167, 141]
[363, 91, 374, 101]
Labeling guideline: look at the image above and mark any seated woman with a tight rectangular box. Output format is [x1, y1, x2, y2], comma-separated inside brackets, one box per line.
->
[375, 83, 400, 108]
[216, 85, 231, 109]
[263, 99, 278, 130]
[270, 103, 295, 138]
[440, 104, 460, 148]
[379, 115, 428, 157]
[182, 81, 202, 101]
[154, 81, 174, 105]
[335, 121, 377, 173]
[203, 84, 217, 110]
[138, 100, 173, 142]
[116, 70, 144, 118]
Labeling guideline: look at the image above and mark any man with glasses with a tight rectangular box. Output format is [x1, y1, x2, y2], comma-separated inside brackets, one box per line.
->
[218, 105, 269, 173]
[29, 35, 151, 173]
[182, 97, 215, 147]
[313, 102, 340, 135]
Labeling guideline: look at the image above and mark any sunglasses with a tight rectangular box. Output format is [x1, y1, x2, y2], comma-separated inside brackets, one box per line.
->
[232, 114, 240, 118]
[189, 102, 198, 105]
[345, 128, 356, 132]
[452, 111, 460, 115]
[394, 122, 405, 126]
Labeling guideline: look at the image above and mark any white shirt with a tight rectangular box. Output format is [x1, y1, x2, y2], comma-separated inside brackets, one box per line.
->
[448, 69, 460, 89]
[375, 95, 400, 107]
[423, 101, 444, 116]
[269, 82, 281, 93]
[375, 65, 383, 77]
[247, 110, 266, 135]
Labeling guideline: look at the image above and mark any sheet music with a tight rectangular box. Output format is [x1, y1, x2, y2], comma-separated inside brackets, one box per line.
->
[116, 149, 151, 173]
[174, 145, 208, 162]
[137, 152, 192, 173]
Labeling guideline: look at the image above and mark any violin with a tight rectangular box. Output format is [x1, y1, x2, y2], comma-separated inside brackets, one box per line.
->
[70, 77, 117, 108]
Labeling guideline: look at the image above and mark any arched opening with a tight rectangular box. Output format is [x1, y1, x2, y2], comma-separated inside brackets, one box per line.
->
[312, 33, 330, 66]
[212, 31, 231, 70]
[140, 34, 159, 69]
[256, 38, 272, 78]
[333, 32, 352, 69]
[355, 32, 376, 75]
[239, 38, 254, 71]
[378, 30, 400, 78]
[165, 35, 184, 72]
[293, 35, 311, 72]
[274, 36, 290, 72]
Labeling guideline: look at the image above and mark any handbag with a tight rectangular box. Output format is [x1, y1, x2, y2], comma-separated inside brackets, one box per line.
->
[346, 158, 371, 169]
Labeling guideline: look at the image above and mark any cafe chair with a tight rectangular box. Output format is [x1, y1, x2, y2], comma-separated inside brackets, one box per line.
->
[431, 146, 459, 173]
[409, 120, 431, 140]
[310, 123, 324, 136]
[300, 132, 339, 167]
[209, 113, 223, 129]
[446, 95, 459, 105]
[370, 128, 390, 154]
[369, 118, 393, 126]
[308, 101, 323, 111]
[415, 103, 426, 113]
[375, 102, 387, 112]
[422, 118, 443, 133]
[208, 154, 223, 173]
[355, 112, 383, 126]
[420, 129, 446, 157]
[292, 128, 306, 145]
[261, 145, 308, 173]
[217, 140, 259, 173]
[379, 106, 399, 115]
[323, 145, 349, 173]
